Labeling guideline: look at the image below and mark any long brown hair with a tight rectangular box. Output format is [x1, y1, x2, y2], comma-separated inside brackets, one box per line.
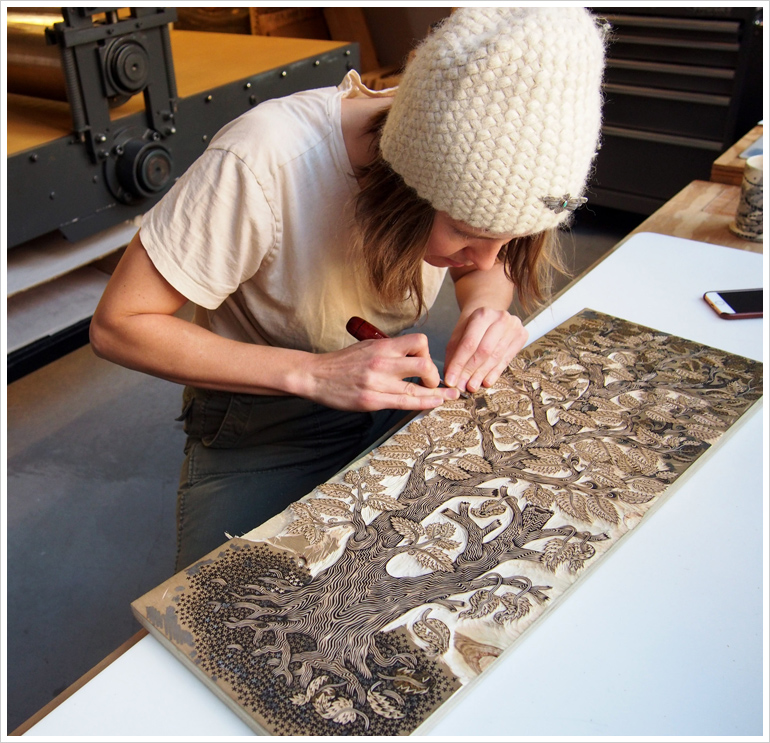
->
[352, 107, 567, 318]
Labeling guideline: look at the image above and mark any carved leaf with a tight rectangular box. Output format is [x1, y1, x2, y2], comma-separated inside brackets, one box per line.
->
[625, 447, 660, 476]
[433, 538, 461, 551]
[691, 412, 726, 428]
[555, 490, 590, 521]
[494, 593, 532, 623]
[568, 542, 596, 573]
[606, 367, 636, 382]
[586, 495, 619, 524]
[316, 482, 352, 500]
[412, 608, 450, 655]
[423, 417, 454, 438]
[635, 427, 665, 446]
[521, 460, 566, 475]
[579, 351, 608, 365]
[425, 522, 455, 539]
[607, 449, 635, 474]
[361, 480, 386, 494]
[618, 393, 642, 409]
[432, 462, 472, 480]
[559, 409, 596, 428]
[374, 446, 414, 460]
[591, 410, 624, 426]
[367, 687, 405, 719]
[444, 429, 481, 448]
[343, 469, 362, 486]
[540, 379, 570, 399]
[629, 477, 666, 495]
[591, 470, 626, 489]
[459, 589, 501, 619]
[436, 408, 471, 422]
[456, 454, 493, 473]
[611, 351, 636, 365]
[292, 675, 329, 706]
[523, 483, 554, 508]
[391, 516, 424, 543]
[319, 697, 358, 724]
[684, 423, 722, 442]
[554, 350, 576, 367]
[527, 447, 565, 464]
[542, 539, 576, 571]
[291, 502, 316, 521]
[497, 419, 538, 436]
[574, 439, 610, 462]
[617, 489, 655, 504]
[312, 498, 351, 518]
[647, 406, 678, 424]
[371, 458, 411, 476]
[470, 499, 507, 517]
[413, 546, 455, 572]
[366, 495, 406, 512]
[390, 669, 433, 695]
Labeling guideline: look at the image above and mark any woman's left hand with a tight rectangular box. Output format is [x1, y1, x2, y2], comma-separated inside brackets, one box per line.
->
[443, 307, 528, 394]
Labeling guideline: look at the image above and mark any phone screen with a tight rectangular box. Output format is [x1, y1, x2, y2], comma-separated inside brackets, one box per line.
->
[717, 289, 763, 314]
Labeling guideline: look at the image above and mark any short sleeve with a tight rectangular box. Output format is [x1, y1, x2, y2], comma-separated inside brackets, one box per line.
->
[140, 148, 277, 310]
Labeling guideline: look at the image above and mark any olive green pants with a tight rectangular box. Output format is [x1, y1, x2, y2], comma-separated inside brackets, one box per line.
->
[174, 386, 408, 571]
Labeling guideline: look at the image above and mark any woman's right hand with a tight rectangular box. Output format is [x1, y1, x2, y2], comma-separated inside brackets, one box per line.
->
[299, 335, 460, 412]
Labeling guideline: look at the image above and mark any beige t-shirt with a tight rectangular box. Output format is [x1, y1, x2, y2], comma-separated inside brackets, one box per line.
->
[140, 71, 447, 354]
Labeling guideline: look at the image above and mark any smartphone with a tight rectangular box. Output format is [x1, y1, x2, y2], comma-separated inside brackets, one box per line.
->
[703, 288, 763, 319]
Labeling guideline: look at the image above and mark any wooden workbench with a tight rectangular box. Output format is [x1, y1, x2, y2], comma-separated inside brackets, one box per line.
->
[621, 179, 762, 253]
[6, 30, 347, 156]
[710, 124, 763, 185]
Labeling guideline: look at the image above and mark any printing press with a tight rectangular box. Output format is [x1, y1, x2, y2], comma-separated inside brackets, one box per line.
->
[6, 7, 358, 378]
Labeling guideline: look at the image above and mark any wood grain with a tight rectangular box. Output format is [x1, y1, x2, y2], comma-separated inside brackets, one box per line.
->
[710, 124, 763, 185]
[622, 180, 762, 253]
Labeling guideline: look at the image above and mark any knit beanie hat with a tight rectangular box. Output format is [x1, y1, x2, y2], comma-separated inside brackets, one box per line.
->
[380, 7, 607, 236]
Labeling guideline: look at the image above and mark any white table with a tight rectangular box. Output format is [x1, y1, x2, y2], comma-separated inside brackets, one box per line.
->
[25, 233, 766, 736]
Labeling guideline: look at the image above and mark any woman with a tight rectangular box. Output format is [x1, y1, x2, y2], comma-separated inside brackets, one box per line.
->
[90, 7, 606, 569]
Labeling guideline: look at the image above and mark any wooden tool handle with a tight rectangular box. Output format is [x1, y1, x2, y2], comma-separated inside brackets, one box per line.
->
[346, 316, 389, 341]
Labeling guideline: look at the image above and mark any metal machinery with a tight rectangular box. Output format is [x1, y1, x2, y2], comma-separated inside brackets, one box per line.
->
[7, 7, 359, 247]
[6, 7, 359, 379]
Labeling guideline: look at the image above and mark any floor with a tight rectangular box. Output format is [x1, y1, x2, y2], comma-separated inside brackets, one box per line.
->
[4, 205, 642, 734]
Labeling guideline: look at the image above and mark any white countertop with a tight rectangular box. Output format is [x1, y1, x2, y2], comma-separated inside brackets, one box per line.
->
[25, 233, 766, 737]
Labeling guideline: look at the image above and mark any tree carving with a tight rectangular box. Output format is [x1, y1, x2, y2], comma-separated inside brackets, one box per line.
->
[159, 310, 762, 735]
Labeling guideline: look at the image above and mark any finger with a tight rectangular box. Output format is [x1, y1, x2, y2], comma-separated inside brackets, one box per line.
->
[443, 326, 486, 389]
[445, 319, 507, 391]
[386, 336, 442, 388]
[475, 330, 529, 390]
[358, 380, 458, 411]
[390, 332, 433, 359]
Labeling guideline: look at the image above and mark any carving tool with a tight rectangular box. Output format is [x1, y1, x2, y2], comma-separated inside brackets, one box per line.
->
[346, 316, 471, 399]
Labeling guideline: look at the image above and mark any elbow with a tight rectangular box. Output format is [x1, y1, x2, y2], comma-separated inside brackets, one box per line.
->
[89, 312, 117, 361]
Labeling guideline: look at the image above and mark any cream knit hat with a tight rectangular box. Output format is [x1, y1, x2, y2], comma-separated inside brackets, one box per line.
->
[380, 7, 607, 236]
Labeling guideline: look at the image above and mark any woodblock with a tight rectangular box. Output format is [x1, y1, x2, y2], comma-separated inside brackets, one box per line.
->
[132, 308, 763, 736]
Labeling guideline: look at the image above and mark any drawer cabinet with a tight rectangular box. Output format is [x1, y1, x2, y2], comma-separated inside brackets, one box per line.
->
[587, 7, 762, 214]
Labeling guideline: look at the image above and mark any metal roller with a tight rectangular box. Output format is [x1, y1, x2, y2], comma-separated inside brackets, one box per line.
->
[7, 9, 143, 107]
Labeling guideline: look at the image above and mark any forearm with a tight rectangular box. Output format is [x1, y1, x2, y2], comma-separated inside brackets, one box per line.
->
[91, 309, 311, 396]
[451, 262, 515, 317]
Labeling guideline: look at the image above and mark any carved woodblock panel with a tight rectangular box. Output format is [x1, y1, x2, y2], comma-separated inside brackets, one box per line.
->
[132, 309, 763, 735]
